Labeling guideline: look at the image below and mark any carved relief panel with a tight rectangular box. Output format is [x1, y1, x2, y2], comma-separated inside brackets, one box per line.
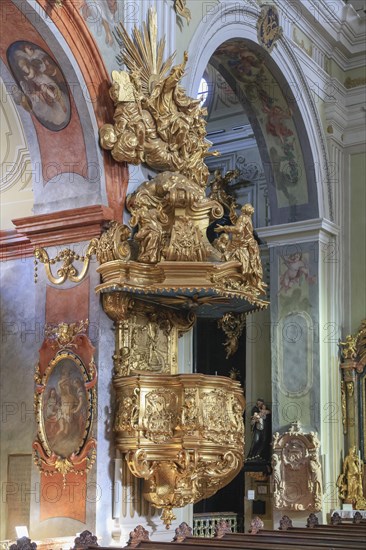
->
[103, 292, 195, 377]
[272, 422, 322, 511]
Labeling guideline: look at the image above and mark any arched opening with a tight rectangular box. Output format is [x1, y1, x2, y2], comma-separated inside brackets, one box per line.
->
[188, 24, 331, 527]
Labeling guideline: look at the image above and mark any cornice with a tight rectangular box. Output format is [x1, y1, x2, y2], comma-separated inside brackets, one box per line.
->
[0, 230, 34, 261]
[256, 218, 340, 246]
[1, 205, 114, 261]
[325, 82, 366, 146]
[279, 0, 366, 70]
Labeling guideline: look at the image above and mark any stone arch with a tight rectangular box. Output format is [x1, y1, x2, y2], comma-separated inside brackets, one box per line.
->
[183, 3, 332, 223]
[0, 0, 127, 226]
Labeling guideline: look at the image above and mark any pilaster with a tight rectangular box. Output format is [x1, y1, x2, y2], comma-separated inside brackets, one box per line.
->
[257, 219, 341, 521]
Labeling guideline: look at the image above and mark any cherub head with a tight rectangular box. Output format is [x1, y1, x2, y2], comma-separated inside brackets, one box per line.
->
[241, 203, 254, 216]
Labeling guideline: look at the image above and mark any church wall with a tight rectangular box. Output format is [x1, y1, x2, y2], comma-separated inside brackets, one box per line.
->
[1, 257, 39, 540]
[0, 76, 33, 229]
[0, 240, 118, 541]
[0, 0, 365, 541]
[350, 152, 366, 333]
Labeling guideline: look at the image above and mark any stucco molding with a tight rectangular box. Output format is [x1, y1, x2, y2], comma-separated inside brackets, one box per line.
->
[0, 205, 114, 261]
[256, 218, 340, 246]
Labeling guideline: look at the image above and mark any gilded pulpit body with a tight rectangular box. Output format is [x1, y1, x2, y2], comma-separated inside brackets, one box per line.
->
[96, 8, 269, 527]
[29, 8, 269, 528]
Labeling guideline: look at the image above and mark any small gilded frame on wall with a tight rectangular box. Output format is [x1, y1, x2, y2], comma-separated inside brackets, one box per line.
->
[33, 322, 97, 479]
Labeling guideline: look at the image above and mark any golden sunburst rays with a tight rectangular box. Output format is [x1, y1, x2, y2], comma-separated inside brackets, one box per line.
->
[115, 8, 176, 96]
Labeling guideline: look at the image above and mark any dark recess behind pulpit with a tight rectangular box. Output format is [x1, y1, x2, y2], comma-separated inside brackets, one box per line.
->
[193, 318, 246, 517]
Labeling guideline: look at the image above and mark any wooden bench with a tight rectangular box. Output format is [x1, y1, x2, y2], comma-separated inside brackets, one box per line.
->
[212, 515, 366, 549]
[212, 533, 365, 549]
[118, 523, 356, 550]
[122, 541, 339, 550]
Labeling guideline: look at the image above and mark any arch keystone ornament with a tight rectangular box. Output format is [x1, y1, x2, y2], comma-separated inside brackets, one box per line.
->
[257, 5, 283, 52]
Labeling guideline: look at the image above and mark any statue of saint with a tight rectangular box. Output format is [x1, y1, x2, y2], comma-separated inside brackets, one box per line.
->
[247, 398, 271, 461]
[337, 446, 366, 509]
[215, 204, 266, 292]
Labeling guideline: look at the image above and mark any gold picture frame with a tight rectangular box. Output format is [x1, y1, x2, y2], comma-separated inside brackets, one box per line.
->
[34, 347, 97, 478]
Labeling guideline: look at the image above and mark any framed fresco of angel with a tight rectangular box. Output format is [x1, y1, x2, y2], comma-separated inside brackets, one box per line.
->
[35, 350, 95, 462]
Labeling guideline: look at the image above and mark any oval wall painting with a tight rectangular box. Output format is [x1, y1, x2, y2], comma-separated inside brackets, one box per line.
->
[41, 354, 90, 458]
[7, 41, 71, 131]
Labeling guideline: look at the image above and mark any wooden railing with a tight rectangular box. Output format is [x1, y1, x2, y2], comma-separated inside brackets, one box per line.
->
[193, 512, 242, 537]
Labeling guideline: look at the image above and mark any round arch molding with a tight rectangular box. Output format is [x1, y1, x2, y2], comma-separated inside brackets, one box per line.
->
[35, 0, 129, 221]
[183, 2, 333, 224]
